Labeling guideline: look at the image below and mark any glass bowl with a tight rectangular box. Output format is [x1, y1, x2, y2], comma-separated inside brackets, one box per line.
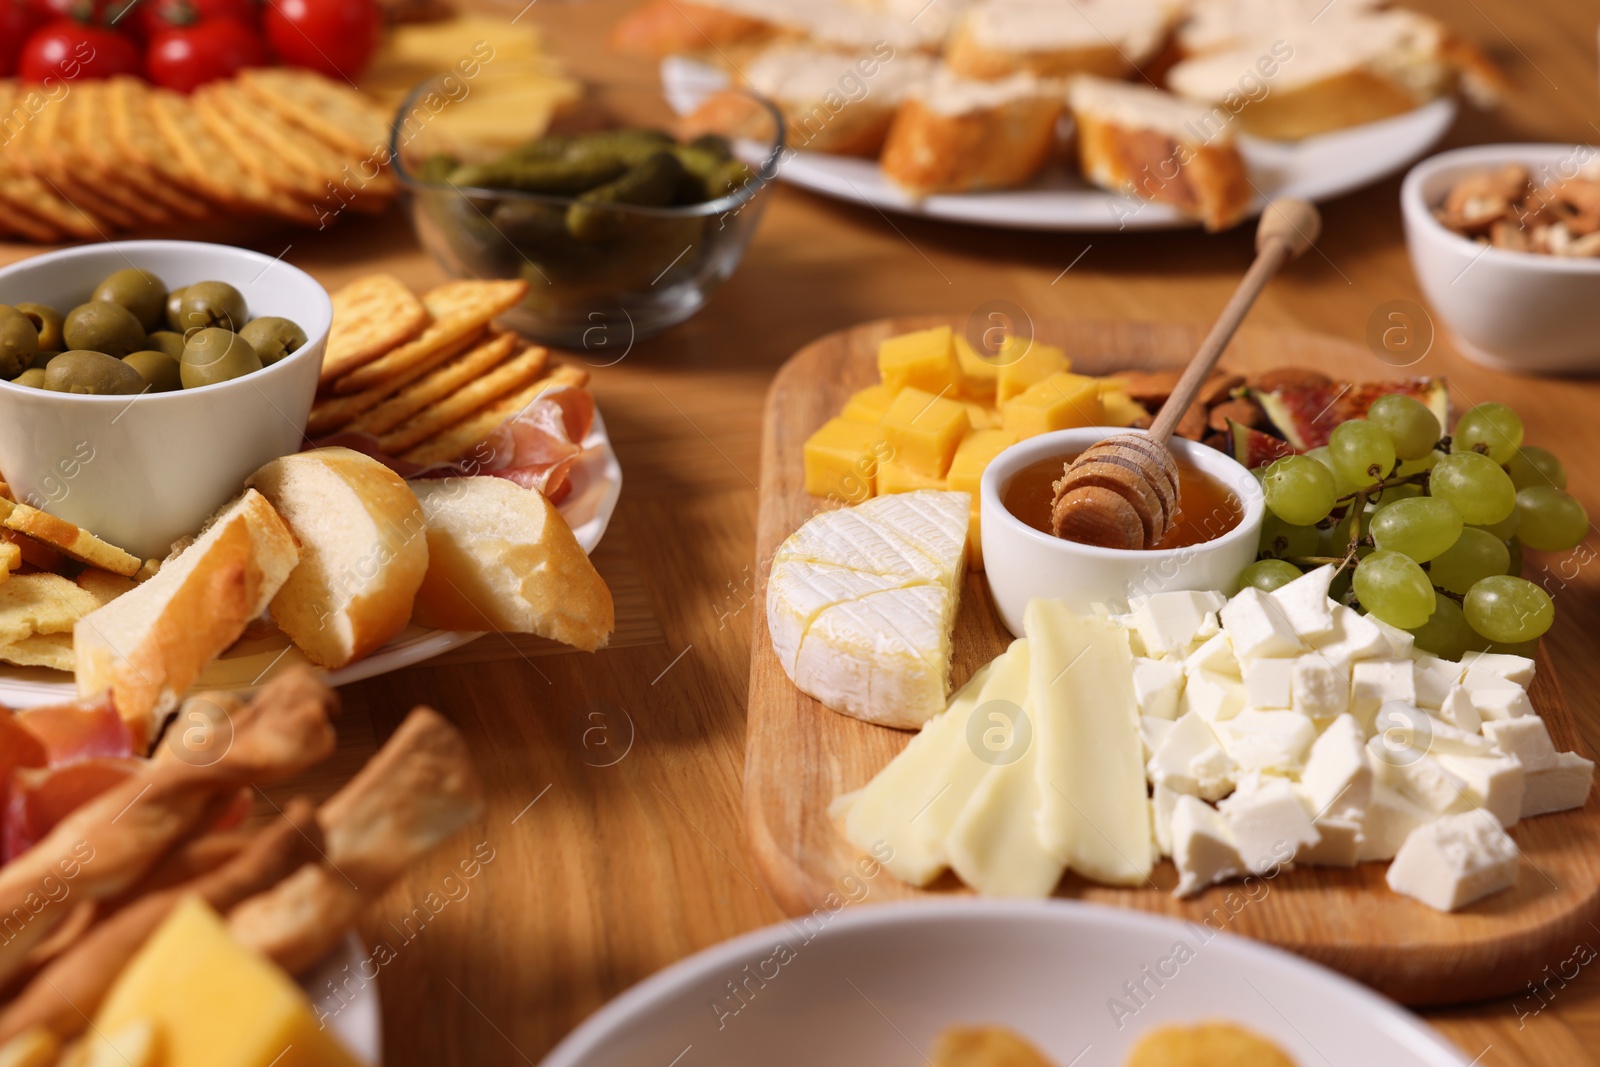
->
[390, 74, 784, 349]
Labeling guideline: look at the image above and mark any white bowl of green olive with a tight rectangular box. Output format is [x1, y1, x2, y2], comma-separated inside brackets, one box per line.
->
[0, 241, 331, 560]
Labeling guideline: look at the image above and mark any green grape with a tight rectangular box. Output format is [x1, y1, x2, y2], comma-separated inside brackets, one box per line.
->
[1369, 497, 1463, 562]
[1353, 549, 1437, 629]
[1428, 528, 1510, 595]
[1259, 513, 1319, 558]
[1263, 455, 1337, 525]
[1471, 511, 1521, 541]
[1304, 445, 1358, 495]
[1368, 393, 1441, 461]
[1406, 595, 1475, 660]
[1452, 402, 1524, 464]
[1430, 451, 1517, 525]
[1506, 538, 1523, 577]
[1464, 575, 1554, 643]
[1238, 558, 1303, 593]
[1514, 486, 1589, 552]
[1329, 419, 1397, 488]
[1318, 508, 1355, 556]
[1396, 451, 1439, 478]
[1506, 445, 1566, 491]
[1371, 481, 1423, 508]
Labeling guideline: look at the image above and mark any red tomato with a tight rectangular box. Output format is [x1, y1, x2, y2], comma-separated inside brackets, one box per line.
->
[145, 17, 264, 92]
[17, 19, 141, 82]
[26, 0, 133, 27]
[135, 0, 255, 37]
[263, 0, 380, 80]
[0, 0, 39, 77]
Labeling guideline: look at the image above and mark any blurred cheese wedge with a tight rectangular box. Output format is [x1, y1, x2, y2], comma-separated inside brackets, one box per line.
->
[767, 490, 968, 727]
[95, 896, 360, 1067]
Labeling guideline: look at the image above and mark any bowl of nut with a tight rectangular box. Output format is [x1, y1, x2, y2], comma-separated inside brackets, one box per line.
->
[0, 241, 332, 560]
[1402, 143, 1600, 376]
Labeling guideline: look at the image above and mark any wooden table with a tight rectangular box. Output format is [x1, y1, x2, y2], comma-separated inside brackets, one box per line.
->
[6, 0, 1600, 1062]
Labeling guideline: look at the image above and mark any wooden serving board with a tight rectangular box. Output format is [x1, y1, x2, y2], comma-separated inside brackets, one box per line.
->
[746, 316, 1600, 1006]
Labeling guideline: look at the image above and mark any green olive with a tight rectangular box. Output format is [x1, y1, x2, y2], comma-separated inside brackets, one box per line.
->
[11, 368, 46, 388]
[164, 286, 189, 331]
[123, 350, 183, 392]
[94, 268, 168, 333]
[180, 327, 262, 389]
[63, 302, 145, 359]
[44, 350, 147, 395]
[144, 331, 187, 360]
[14, 303, 64, 351]
[0, 306, 40, 379]
[237, 317, 306, 366]
[173, 281, 247, 333]
[28, 349, 58, 371]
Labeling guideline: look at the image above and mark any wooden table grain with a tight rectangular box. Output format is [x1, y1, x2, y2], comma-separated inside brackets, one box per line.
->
[6, 0, 1600, 1062]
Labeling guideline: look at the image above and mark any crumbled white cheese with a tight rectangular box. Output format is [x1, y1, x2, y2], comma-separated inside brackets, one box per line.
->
[1184, 631, 1239, 677]
[1368, 616, 1416, 660]
[1358, 783, 1438, 862]
[1435, 753, 1525, 828]
[1482, 717, 1558, 772]
[1437, 685, 1482, 733]
[1269, 564, 1336, 639]
[1291, 654, 1348, 719]
[1221, 587, 1304, 660]
[1521, 752, 1594, 818]
[1301, 714, 1371, 821]
[1460, 651, 1536, 688]
[1179, 669, 1245, 723]
[1217, 710, 1316, 775]
[1149, 713, 1236, 800]
[1128, 590, 1228, 658]
[1170, 794, 1244, 897]
[1349, 659, 1417, 729]
[1467, 685, 1535, 722]
[1412, 654, 1461, 709]
[1385, 811, 1519, 912]
[1299, 817, 1363, 867]
[1306, 603, 1389, 666]
[1241, 657, 1294, 710]
[1132, 656, 1186, 720]
[1217, 777, 1319, 874]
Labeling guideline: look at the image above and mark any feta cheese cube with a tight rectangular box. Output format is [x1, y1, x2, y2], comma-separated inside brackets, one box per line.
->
[1413, 712, 1494, 757]
[1482, 717, 1558, 772]
[1132, 657, 1186, 721]
[1385, 811, 1519, 912]
[1170, 794, 1244, 897]
[1291, 655, 1348, 719]
[1368, 738, 1472, 814]
[1128, 591, 1228, 658]
[1412, 654, 1460, 709]
[1349, 659, 1417, 730]
[1185, 632, 1239, 677]
[1437, 685, 1482, 733]
[1179, 669, 1245, 723]
[1139, 715, 1175, 761]
[1307, 603, 1389, 666]
[1221, 587, 1304, 660]
[1217, 778, 1320, 873]
[1270, 564, 1336, 639]
[1302, 714, 1371, 821]
[1299, 817, 1362, 867]
[1358, 784, 1437, 862]
[1241, 658, 1294, 710]
[1152, 781, 1180, 857]
[1149, 713, 1236, 800]
[1460, 651, 1536, 688]
[1436, 753, 1526, 828]
[1461, 667, 1523, 695]
[1217, 710, 1316, 775]
[1521, 752, 1594, 817]
[1368, 616, 1416, 659]
[1194, 610, 1221, 642]
[1469, 685, 1535, 722]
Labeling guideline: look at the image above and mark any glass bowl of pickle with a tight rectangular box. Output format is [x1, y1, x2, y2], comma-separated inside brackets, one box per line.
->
[390, 74, 785, 349]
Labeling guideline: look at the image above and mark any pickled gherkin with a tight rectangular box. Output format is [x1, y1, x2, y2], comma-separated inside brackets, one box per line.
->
[567, 152, 687, 239]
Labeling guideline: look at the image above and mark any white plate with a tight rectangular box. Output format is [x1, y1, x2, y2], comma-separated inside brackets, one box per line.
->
[540, 900, 1468, 1067]
[663, 56, 1458, 232]
[0, 409, 622, 708]
[307, 935, 384, 1064]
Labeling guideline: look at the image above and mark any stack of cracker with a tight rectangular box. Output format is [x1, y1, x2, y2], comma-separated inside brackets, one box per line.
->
[0, 69, 396, 243]
[308, 274, 590, 465]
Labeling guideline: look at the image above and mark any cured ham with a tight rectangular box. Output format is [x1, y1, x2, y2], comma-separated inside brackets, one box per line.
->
[14, 698, 134, 767]
[4, 758, 142, 862]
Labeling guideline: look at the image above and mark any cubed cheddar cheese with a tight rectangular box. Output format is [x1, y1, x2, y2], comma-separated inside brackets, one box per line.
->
[877, 325, 959, 394]
[953, 334, 999, 401]
[996, 338, 1067, 403]
[1100, 387, 1149, 427]
[877, 458, 946, 495]
[881, 387, 971, 478]
[803, 417, 883, 503]
[961, 400, 1000, 430]
[967, 504, 984, 571]
[841, 384, 898, 424]
[947, 429, 1017, 495]
[96, 895, 362, 1067]
[1000, 373, 1104, 438]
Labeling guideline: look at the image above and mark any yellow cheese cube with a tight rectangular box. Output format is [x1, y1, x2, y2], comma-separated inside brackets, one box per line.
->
[96, 896, 361, 1067]
[880, 387, 971, 478]
[953, 335, 999, 401]
[877, 458, 946, 495]
[967, 505, 985, 572]
[878, 326, 959, 395]
[1101, 388, 1149, 428]
[961, 400, 1001, 430]
[1002, 373, 1104, 439]
[803, 417, 883, 503]
[841, 383, 898, 424]
[947, 428, 1018, 495]
[996, 338, 1067, 403]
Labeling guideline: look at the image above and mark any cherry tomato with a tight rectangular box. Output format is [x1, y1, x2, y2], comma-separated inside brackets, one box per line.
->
[135, 0, 255, 37]
[262, 0, 380, 80]
[26, 0, 134, 27]
[145, 17, 264, 92]
[0, 0, 40, 77]
[18, 20, 141, 82]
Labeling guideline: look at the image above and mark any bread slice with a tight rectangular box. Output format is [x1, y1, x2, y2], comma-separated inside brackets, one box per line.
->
[73, 489, 298, 746]
[247, 448, 429, 669]
[1068, 75, 1252, 231]
[880, 69, 1064, 197]
[947, 0, 1176, 81]
[1175, 0, 1387, 58]
[406, 477, 613, 652]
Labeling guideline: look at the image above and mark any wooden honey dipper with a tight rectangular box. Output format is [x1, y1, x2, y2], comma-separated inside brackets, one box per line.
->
[1051, 199, 1323, 549]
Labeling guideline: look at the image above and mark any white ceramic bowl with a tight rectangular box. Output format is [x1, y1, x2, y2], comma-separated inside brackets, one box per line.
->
[0, 241, 331, 559]
[1401, 143, 1600, 375]
[980, 428, 1263, 635]
[539, 900, 1468, 1067]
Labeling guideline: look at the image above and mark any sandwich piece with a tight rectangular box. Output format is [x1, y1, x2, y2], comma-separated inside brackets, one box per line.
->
[1068, 74, 1253, 231]
[879, 69, 1064, 197]
[946, 0, 1178, 80]
[246, 448, 430, 669]
[73, 490, 299, 744]
[406, 477, 613, 651]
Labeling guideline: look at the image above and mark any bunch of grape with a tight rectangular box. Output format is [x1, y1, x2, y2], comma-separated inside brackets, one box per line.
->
[1242, 396, 1588, 659]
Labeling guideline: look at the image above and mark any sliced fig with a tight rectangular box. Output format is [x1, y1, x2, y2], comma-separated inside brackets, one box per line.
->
[1251, 376, 1449, 450]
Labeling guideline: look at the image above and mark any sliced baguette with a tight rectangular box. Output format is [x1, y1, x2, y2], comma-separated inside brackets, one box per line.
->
[406, 477, 613, 652]
[73, 489, 298, 746]
[247, 448, 429, 669]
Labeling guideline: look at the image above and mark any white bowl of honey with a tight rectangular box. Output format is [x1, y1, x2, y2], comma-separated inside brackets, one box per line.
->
[980, 427, 1265, 636]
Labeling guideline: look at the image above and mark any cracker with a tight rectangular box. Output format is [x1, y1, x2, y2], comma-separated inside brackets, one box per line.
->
[76, 80, 205, 221]
[106, 77, 216, 208]
[400, 364, 589, 465]
[0, 541, 19, 573]
[377, 344, 551, 453]
[0, 573, 101, 645]
[148, 87, 312, 220]
[193, 89, 325, 218]
[0, 632, 73, 672]
[1, 86, 130, 232]
[0, 500, 141, 577]
[345, 331, 519, 437]
[77, 568, 137, 606]
[58, 84, 172, 226]
[237, 68, 391, 158]
[332, 279, 529, 395]
[320, 274, 431, 383]
[306, 325, 487, 436]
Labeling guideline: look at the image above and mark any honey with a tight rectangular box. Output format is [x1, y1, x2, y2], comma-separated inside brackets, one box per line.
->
[1002, 452, 1242, 550]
